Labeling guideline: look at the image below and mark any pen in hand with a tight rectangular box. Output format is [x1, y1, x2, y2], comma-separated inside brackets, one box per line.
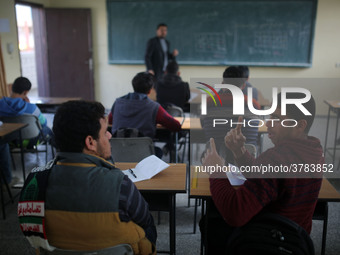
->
[129, 168, 137, 178]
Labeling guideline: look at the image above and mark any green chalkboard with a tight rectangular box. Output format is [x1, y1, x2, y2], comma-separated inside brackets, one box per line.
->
[107, 0, 317, 67]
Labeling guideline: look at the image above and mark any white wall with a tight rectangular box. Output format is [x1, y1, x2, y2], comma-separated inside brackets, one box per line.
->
[0, 0, 21, 82]
[1, 0, 340, 114]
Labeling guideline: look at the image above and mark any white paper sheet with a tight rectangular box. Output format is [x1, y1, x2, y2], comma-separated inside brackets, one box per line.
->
[226, 163, 247, 186]
[122, 155, 170, 182]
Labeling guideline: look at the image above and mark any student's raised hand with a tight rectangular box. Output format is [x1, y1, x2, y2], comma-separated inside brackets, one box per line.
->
[202, 138, 225, 167]
[224, 116, 246, 159]
[148, 70, 155, 76]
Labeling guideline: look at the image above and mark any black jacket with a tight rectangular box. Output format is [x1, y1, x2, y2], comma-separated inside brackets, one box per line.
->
[145, 37, 175, 80]
[156, 74, 190, 110]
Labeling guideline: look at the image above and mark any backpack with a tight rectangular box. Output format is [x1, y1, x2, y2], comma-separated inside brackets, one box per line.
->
[227, 212, 315, 255]
[112, 127, 144, 138]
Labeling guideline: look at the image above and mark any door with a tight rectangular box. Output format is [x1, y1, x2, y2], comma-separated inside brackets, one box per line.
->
[45, 8, 94, 100]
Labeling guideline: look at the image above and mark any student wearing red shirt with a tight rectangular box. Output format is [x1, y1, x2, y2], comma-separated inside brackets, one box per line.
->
[200, 92, 323, 254]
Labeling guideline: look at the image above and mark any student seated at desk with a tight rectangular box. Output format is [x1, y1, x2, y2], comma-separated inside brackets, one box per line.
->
[0, 77, 53, 148]
[109, 72, 181, 157]
[201, 66, 260, 162]
[200, 93, 323, 255]
[156, 61, 190, 111]
[18, 100, 157, 255]
[238, 65, 258, 101]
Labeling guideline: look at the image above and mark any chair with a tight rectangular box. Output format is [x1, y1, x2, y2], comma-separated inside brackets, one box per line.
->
[227, 212, 315, 255]
[0, 114, 55, 180]
[40, 244, 134, 255]
[163, 104, 186, 163]
[163, 104, 184, 120]
[112, 128, 144, 138]
[110, 137, 155, 162]
[110, 136, 161, 223]
[244, 143, 257, 158]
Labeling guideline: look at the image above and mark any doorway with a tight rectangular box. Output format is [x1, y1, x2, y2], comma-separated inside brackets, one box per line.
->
[15, 4, 39, 96]
[44, 8, 94, 100]
[15, 4, 94, 100]
[15, 2, 49, 97]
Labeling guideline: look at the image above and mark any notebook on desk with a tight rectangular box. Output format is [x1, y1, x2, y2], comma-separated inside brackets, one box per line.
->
[227, 163, 246, 186]
[122, 155, 169, 182]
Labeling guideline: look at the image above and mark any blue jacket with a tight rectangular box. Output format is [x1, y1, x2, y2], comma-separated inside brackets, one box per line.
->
[111, 93, 159, 138]
[0, 97, 47, 127]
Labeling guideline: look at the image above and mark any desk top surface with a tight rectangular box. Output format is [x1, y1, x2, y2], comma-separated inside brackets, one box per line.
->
[171, 117, 267, 133]
[190, 169, 340, 201]
[115, 162, 187, 192]
[30, 97, 81, 105]
[324, 100, 340, 109]
[0, 123, 28, 137]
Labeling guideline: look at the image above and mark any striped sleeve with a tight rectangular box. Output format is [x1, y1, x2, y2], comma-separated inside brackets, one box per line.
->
[119, 175, 157, 243]
[27, 103, 47, 127]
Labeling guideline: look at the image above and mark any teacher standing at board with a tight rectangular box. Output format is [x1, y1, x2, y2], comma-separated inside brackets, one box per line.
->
[145, 23, 179, 80]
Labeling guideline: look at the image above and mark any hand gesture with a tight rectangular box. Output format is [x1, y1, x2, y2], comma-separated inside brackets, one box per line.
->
[148, 70, 155, 76]
[172, 49, 179, 57]
[225, 116, 246, 158]
[202, 138, 225, 167]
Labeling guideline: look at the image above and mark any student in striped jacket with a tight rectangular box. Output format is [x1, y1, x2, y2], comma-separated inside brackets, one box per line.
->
[18, 101, 156, 255]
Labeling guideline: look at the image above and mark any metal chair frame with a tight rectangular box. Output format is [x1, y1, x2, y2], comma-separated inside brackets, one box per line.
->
[0, 114, 55, 180]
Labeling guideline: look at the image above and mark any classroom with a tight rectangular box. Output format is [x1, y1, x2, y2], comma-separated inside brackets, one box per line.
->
[1, 0, 340, 254]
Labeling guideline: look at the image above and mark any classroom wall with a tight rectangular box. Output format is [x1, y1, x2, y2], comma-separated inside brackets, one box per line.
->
[0, 0, 21, 82]
[1, 0, 339, 115]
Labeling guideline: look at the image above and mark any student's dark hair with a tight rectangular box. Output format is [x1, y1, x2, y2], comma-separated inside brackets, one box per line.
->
[277, 92, 316, 134]
[166, 61, 179, 74]
[12, 77, 32, 94]
[53, 100, 105, 152]
[157, 23, 167, 29]
[132, 72, 154, 93]
[222, 66, 246, 87]
[238, 65, 250, 79]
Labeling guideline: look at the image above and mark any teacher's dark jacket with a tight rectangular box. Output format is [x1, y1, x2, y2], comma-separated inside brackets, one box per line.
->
[145, 36, 175, 80]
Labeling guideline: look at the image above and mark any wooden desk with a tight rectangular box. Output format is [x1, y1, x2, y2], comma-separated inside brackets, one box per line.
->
[190, 170, 340, 255]
[0, 123, 30, 181]
[29, 97, 81, 113]
[323, 100, 340, 166]
[0, 123, 28, 142]
[116, 162, 187, 255]
[115, 162, 186, 192]
[190, 169, 340, 201]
